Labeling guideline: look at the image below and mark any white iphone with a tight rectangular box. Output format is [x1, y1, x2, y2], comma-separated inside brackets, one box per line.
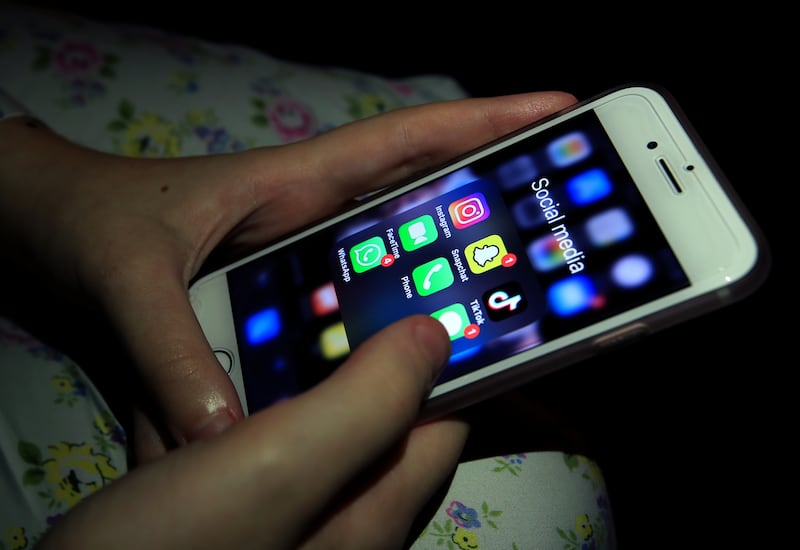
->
[188, 84, 769, 419]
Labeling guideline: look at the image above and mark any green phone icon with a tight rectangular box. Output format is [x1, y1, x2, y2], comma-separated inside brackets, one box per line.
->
[412, 257, 454, 296]
[399, 214, 438, 252]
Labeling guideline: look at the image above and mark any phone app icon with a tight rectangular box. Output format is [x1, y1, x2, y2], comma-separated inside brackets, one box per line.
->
[399, 214, 438, 252]
[431, 303, 478, 341]
[465, 234, 510, 274]
[483, 281, 528, 321]
[412, 257, 454, 296]
[547, 131, 592, 167]
[350, 236, 387, 273]
[566, 168, 612, 205]
[449, 192, 490, 229]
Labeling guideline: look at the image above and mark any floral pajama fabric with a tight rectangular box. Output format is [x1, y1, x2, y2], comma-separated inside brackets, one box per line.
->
[0, 4, 616, 549]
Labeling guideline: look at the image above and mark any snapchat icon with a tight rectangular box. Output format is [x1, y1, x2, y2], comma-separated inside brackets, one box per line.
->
[465, 234, 508, 274]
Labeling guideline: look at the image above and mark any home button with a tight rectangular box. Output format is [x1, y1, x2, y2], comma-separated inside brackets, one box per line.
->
[214, 348, 234, 373]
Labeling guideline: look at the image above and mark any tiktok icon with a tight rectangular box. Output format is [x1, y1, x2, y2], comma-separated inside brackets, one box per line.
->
[482, 281, 528, 321]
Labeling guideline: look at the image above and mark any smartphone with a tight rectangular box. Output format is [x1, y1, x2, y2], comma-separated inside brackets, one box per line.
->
[189, 84, 769, 419]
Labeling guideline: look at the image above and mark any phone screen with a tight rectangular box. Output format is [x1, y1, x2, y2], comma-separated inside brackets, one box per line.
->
[226, 109, 690, 413]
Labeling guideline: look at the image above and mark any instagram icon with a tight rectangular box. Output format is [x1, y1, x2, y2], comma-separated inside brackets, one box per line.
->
[449, 193, 490, 229]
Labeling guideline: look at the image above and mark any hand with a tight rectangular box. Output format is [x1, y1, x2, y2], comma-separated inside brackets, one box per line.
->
[39, 313, 467, 549]
[0, 91, 577, 459]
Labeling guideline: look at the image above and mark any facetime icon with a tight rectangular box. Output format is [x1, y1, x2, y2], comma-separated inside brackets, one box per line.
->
[399, 214, 438, 252]
[409, 222, 426, 244]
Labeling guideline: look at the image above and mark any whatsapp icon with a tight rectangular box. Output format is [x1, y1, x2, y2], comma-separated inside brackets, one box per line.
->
[350, 236, 387, 273]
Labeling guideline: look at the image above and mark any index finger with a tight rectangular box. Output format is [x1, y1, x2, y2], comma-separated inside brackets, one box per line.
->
[246, 92, 577, 237]
[226, 315, 456, 547]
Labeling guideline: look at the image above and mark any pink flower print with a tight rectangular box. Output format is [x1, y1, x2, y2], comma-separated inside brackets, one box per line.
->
[268, 98, 315, 142]
[54, 42, 102, 77]
[388, 81, 415, 96]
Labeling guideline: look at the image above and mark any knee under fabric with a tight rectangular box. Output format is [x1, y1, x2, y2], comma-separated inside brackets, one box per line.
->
[0, 88, 31, 120]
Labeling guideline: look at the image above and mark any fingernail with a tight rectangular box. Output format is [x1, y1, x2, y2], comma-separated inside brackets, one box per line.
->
[186, 409, 237, 443]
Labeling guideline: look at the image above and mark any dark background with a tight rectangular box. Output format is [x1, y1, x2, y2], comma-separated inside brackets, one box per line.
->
[20, 3, 791, 547]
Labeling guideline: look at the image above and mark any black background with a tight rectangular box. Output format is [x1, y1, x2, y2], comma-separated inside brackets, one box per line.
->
[18, 3, 791, 547]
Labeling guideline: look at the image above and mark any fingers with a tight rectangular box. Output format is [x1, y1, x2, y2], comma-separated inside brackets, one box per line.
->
[248, 92, 577, 234]
[310, 92, 578, 199]
[229, 314, 455, 545]
[88, 92, 577, 458]
[105, 257, 243, 449]
[131, 407, 168, 461]
[299, 417, 469, 549]
[38, 315, 461, 550]
[260, 313, 452, 478]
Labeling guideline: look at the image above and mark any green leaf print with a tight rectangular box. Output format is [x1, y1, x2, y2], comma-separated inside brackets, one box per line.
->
[22, 467, 45, 486]
[17, 441, 41, 464]
[118, 99, 135, 121]
[563, 453, 581, 471]
[32, 45, 50, 71]
[251, 114, 268, 127]
[107, 120, 127, 132]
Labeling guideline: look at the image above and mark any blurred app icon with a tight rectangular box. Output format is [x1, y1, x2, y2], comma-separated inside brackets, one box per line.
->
[547, 275, 605, 316]
[310, 281, 339, 317]
[399, 214, 438, 252]
[449, 192, 490, 229]
[611, 254, 654, 288]
[320, 322, 349, 360]
[585, 207, 634, 246]
[497, 154, 538, 190]
[566, 168, 612, 205]
[245, 307, 281, 345]
[511, 196, 546, 229]
[527, 234, 563, 272]
[547, 131, 591, 167]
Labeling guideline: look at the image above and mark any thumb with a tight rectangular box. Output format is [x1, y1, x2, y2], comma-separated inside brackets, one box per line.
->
[108, 268, 243, 449]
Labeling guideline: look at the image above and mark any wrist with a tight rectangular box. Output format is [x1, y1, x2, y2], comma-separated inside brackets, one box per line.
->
[0, 116, 97, 291]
